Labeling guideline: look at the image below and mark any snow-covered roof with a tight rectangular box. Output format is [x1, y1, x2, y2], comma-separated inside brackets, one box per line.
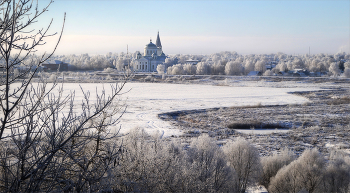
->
[145, 41, 157, 49]
[46, 60, 64, 64]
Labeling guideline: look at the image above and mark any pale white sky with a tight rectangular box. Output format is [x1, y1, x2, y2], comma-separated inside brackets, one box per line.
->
[36, 0, 349, 55]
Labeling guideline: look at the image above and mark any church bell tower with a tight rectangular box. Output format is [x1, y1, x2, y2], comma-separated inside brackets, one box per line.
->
[156, 31, 162, 56]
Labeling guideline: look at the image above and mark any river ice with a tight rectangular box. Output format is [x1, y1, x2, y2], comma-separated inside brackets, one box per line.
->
[63, 82, 319, 137]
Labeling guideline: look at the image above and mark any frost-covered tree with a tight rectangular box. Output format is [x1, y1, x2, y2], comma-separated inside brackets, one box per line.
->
[344, 67, 350, 78]
[156, 64, 165, 74]
[259, 149, 295, 189]
[115, 129, 187, 192]
[225, 61, 243, 75]
[116, 57, 127, 71]
[186, 135, 236, 192]
[183, 63, 196, 75]
[322, 151, 350, 193]
[344, 61, 350, 69]
[318, 61, 328, 72]
[0, 1, 127, 192]
[243, 59, 255, 75]
[276, 61, 287, 72]
[292, 58, 305, 69]
[309, 59, 320, 72]
[329, 62, 341, 76]
[163, 57, 176, 69]
[211, 61, 225, 75]
[167, 64, 183, 75]
[223, 138, 261, 193]
[196, 62, 211, 75]
[269, 149, 325, 193]
[254, 60, 267, 73]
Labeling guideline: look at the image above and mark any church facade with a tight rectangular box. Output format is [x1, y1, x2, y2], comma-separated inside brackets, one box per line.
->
[134, 32, 166, 72]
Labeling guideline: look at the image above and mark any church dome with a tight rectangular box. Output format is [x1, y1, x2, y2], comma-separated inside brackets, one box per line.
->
[145, 40, 157, 49]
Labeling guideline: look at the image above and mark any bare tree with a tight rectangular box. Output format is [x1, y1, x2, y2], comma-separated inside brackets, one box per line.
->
[0, 1, 127, 192]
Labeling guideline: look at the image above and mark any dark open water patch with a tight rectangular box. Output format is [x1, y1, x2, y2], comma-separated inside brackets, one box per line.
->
[227, 122, 288, 130]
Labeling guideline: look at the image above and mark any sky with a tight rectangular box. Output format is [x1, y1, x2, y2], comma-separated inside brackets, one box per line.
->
[35, 0, 350, 56]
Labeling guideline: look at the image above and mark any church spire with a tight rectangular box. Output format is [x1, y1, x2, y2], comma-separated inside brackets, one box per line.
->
[156, 31, 162, 48]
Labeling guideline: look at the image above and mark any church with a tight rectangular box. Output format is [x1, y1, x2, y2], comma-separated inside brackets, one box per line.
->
[134, 32, 166, 72]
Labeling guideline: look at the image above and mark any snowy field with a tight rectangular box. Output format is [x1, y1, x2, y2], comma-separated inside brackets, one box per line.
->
[58, 81, 322, 137]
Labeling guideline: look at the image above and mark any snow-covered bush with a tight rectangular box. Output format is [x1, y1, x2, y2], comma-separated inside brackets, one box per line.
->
[103, 67, 116, 73]
[49, 74, 57, 82]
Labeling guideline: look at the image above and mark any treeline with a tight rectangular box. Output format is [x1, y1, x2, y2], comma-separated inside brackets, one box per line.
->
[162, 51, 350, 76]
[21, 51, 350, 76]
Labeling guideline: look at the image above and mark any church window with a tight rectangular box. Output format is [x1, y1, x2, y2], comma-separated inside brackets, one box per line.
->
[142, 65, 144, 70]
[146, 62, 147, 64]
[140, 62, 141, 64]
[152, 65, 154, 69]
[146, 65, 147, 69]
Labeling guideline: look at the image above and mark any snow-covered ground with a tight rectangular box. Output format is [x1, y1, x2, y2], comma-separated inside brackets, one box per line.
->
[61, 81, 321, 137]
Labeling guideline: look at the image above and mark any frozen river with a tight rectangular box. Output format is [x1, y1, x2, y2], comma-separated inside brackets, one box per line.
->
[62, 82, 319, 137]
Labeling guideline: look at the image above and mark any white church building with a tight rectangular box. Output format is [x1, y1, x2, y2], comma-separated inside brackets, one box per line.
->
[134, 32, 166, 72]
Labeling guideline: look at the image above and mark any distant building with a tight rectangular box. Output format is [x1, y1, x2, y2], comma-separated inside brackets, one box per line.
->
[185, 60, 200, 65]
[134, 32, 166, 72]
[286, 69, 309, 77]
[42, 60, 68, 71]
[248, 71, 262, 76]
